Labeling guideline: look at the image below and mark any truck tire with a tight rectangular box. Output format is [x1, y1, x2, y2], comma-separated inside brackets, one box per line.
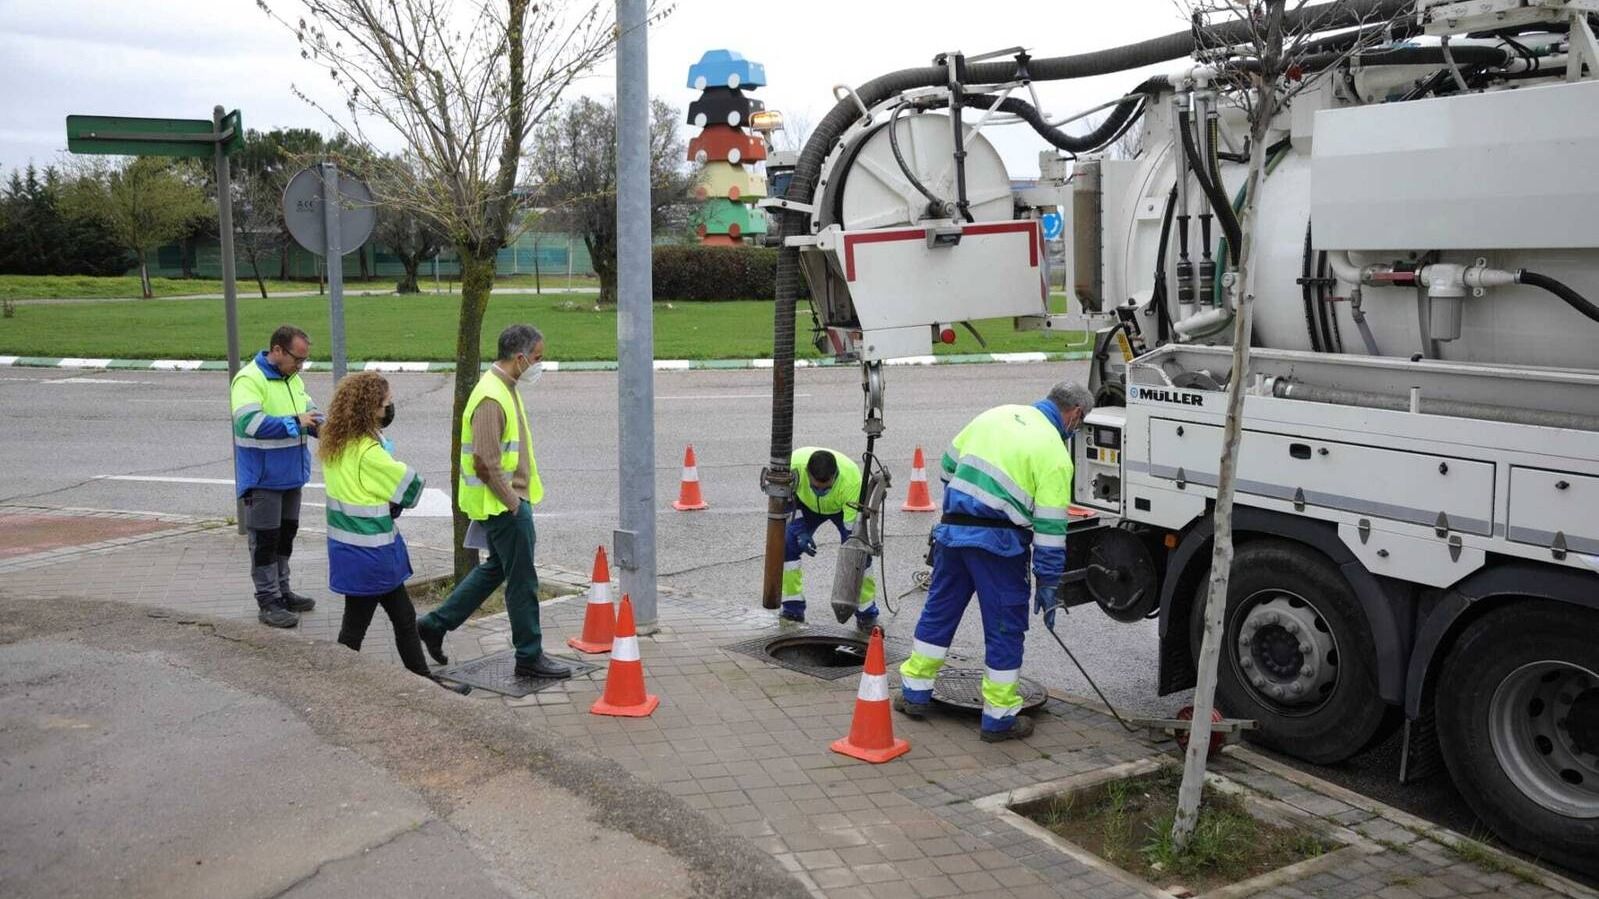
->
[1189, 539, 1389, 764]
[1435, 602, 1599, 877]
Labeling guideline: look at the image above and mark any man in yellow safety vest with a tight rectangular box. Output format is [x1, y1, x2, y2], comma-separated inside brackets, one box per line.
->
[416, 324, 569, 680]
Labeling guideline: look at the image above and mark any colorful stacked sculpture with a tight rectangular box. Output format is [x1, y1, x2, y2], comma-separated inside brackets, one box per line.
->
[686, 50, 768, 245]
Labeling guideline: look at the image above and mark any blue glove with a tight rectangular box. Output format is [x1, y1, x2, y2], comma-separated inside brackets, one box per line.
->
[1034, 581, 1063, 629]
[379, 435, 396, 454]
[800, 536, 818, 557]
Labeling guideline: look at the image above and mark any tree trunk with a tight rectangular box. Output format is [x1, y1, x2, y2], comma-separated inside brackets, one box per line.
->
[585, 235, 618, 305]
[246, 250, 269, 299]
[533, 239, 541, 294]
[359, 244, 371, 281]
[397, 256, 421, 294]
[279, 244, 289, 281]
[1172, 17, 1283, 851]
[450, 249, 497, 580]
[138, 254, 153, 299]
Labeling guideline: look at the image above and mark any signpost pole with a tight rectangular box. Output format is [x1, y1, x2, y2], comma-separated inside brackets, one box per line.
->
[320, 162, 348, 383]
[213, 106, 246, 534]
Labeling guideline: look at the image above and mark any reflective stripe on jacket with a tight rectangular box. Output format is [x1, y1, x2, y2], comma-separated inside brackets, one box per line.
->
[456, 371, 543, 520]
[790, 446, 862, 525]
[230, 351, 315, 496]
[323, 435, 424, 596]
[936, 402, 1074, 583]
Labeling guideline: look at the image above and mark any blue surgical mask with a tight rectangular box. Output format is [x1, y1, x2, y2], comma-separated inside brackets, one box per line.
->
[813, 486, 831, 498]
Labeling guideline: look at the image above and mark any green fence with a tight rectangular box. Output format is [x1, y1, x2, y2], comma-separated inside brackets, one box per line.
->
[150, 230, 596, 282]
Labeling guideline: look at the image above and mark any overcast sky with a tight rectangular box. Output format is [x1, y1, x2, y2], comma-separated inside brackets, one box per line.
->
[1, 0, 1188, 178]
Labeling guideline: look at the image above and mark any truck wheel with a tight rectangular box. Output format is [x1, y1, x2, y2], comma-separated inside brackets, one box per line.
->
[1189, 540, 1389, 764]
[1436, 602, 1599, 876]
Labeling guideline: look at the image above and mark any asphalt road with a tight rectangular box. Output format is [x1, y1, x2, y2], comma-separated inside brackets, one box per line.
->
[0, 362, 1482, 839]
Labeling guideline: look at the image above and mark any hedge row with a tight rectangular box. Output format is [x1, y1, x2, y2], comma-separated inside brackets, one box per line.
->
[652, 244, 808, 301]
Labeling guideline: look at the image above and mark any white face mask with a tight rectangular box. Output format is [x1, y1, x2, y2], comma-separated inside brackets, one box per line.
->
[524, 360, 544, 385]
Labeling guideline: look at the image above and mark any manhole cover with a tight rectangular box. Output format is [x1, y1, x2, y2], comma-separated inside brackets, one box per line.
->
[930, 668, 1050, 715]
[433, 649, 600, 698]
[722, 626, 909, 680]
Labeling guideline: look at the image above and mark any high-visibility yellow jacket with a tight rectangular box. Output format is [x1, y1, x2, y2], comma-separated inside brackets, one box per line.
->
[456, 371, 543, 520]
[323, 435, 424, 596]
[790, 446, 862, 525]
[230, 351, 317, 496]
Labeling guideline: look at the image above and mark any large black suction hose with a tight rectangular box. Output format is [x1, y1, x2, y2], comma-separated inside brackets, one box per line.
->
[760, 0, 1413, 605]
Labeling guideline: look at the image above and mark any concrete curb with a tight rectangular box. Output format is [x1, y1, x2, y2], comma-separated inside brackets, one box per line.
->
[0, 351, 1091, 374]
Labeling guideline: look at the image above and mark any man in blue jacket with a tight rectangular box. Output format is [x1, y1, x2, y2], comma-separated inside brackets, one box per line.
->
[230, 325, 322, 628]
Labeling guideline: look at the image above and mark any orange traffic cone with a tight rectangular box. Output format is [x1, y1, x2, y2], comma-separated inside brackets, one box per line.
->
[568, 545, 616, 654]
[830, 627, 911, 763]
[590, 595, 659, 717]
[672, 444, 709, 511]
[901, 446, 938, 512]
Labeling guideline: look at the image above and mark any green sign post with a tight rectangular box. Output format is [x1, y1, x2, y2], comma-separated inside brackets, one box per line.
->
[68, 106, 246, 529]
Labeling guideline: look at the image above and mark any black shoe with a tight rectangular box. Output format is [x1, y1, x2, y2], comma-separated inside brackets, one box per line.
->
[979, 715, 1035, 743]
[894, 695, 931, 720]
[280, 590, 316, 613]
[417, 623, 449, 665]
[514, 654, 572, 679]
[433, 677, 472, 695]
[258, 604, 300, 628]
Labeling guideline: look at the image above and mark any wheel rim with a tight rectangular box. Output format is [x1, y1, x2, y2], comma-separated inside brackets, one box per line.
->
[1488, 660, 1599, 819]
[1230, 591, 1340, 715]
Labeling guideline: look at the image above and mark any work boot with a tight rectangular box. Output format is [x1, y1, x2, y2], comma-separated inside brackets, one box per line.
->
[893, 694, 931, 720]
[416, 621, 449, 665]
[277, 559, 315, 612]
[432, 677, 472, 696]
[779, 599, 806, 623]
[514, 654, 572, 679]
[258, 604, 300, 629]
[980, 715, 1035, 743]
[855, 612, 879, 632]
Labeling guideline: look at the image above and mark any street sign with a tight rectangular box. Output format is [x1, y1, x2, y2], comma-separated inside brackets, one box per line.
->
[282, 166, 376, 255]
[65, 111, 243, 158]
[1040, 211, 1064, 241]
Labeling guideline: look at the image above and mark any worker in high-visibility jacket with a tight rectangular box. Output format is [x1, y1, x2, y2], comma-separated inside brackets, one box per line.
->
[781, 447, 879, 626]
[230, 324, 322, 629]
[896, 381, 1093, 742]
[318, 371, 468, 694]
[417, 324, 570, 681]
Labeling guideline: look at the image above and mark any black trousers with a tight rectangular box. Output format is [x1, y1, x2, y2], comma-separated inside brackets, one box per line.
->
[338, 585, 431, 679]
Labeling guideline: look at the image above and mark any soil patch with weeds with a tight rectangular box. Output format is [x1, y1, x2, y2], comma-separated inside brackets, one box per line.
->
[1017, 766, 1328, 894]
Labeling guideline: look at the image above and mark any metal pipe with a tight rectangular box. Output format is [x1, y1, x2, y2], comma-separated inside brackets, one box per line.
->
[1269, 377, 1599, 431]
[1173, 94, 1195, 321]
[616, 0, 659, 628]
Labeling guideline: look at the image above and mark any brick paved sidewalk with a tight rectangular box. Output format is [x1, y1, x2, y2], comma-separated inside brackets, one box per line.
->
[0, 505, 1592, 899]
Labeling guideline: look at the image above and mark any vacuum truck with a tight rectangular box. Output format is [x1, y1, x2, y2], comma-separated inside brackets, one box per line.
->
[760, 0, 1599, 874]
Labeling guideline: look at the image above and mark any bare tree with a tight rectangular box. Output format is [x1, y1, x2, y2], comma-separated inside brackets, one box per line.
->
[774, 110, 814, 153]
[372, 156, 446, 294]
[1172, 0, 1403, 850]
[529, 96, 697, 305]
[258, 0, 621, 577]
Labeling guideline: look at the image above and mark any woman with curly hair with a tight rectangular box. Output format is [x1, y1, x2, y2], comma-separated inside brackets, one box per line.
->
[318, 372, 468, 694]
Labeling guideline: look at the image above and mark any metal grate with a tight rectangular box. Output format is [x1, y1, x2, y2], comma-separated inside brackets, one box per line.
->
[930, 668, 1050, 715]
[722, 625, 910, 681]
[434, 649, 601, 698]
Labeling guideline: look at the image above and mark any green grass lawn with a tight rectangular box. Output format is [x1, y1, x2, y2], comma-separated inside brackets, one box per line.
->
[0, 272, 602, 302]
[0, 291, 1082, 362]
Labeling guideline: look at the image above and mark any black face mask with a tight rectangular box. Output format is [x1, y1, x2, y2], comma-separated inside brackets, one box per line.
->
[380, 403, 396, 429]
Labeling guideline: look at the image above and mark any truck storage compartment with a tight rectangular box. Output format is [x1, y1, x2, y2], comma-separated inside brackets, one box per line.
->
[1507, 467, 1599, 556]
[1146, 419, 1495, 535]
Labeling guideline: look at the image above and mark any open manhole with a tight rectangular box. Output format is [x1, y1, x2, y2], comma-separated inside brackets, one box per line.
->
[931, 668, 1050, 715]
[723, 626, 909, 680]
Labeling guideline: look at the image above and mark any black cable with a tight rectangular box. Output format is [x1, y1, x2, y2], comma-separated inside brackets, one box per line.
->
[1301, 221, 1324, 352]
[1321, 250, 1343, 352]
[1178, 109, 1241, 264]
[1519, 270, 1599, 323]
[1153, 186, 1178, 344]
[887, 104, 951, 218]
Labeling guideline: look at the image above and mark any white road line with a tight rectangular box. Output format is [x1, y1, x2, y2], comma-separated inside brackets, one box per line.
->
[43, 378, 161, 385]
[657, 393, 812, 401]
[96, 475, 326, 489]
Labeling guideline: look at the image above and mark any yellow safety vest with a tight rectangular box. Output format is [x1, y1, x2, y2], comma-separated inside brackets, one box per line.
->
[456, 370, 543, 520]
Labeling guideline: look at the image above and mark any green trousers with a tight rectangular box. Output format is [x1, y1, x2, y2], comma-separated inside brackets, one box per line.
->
[420, 500, 545, 663]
